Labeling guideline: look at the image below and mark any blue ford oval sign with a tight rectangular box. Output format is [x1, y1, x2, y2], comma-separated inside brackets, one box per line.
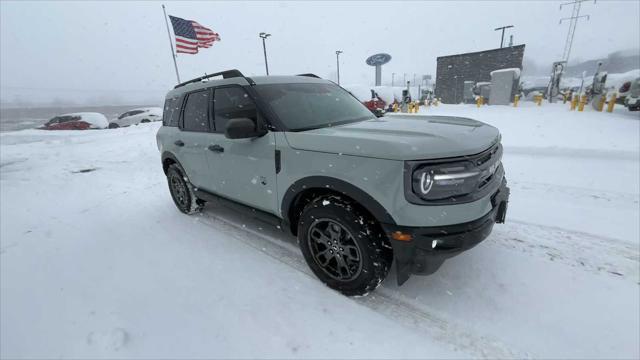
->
[366, 53, 392, 66]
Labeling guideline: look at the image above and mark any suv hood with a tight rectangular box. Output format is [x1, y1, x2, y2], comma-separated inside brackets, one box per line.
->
[284, 115, 500, 161]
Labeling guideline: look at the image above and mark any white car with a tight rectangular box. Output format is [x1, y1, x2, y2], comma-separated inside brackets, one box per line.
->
[108, 107, 162, 128]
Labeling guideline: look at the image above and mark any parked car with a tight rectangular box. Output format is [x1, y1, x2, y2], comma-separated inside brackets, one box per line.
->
[616, 80, 632, 105]
[41, 112, 108, 130]
[363, 89, 386, 112]
[624, 77, 640, 111]
[156, 70, 509, 296]
[109, 107, 162, 128]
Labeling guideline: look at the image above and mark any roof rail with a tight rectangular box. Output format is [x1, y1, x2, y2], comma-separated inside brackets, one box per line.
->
[297, 73, 321, 78]
[174, 69, 246, 89]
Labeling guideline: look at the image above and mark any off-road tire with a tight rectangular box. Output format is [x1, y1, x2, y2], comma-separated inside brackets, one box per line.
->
[297, 195, 392, 296]
[166, 163, 204, 214]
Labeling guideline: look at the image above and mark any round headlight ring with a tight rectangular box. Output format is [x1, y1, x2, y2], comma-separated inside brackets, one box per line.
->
[420, 171, 433, 195]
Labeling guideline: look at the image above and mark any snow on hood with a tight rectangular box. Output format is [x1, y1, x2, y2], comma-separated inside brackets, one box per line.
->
[60, 112, 109, 129]
[284, 115, 500, 161]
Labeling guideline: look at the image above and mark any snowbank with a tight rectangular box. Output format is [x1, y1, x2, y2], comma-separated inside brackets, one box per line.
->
[490, 67, 521, 78]
[342, 85, 371, 102]
[606, 69, 640, 91]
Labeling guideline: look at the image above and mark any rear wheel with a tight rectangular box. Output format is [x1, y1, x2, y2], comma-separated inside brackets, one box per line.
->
[108, 123, 119, 129]
[297, 195, 392, 296]
[166, 163, 203, 214]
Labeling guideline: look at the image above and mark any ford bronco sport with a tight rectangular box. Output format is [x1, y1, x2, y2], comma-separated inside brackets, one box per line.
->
[157, 70, 509, 296]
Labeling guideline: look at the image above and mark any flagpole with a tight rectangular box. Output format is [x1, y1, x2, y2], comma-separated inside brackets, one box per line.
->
[162, 4, 181, 83]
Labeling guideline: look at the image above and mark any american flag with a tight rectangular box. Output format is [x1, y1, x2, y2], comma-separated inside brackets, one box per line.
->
[169, 15, 220, 54]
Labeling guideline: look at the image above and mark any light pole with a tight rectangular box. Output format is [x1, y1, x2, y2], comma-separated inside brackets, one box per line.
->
[259, 32, 271, 75]
[403, 73, 407, 84]
[335, 50, 343, 85]
[392, 73, 395, 87]
[494, 25, 514, 48]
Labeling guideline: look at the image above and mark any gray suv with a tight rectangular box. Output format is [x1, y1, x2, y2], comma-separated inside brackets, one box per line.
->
[157, 70, 509, 296]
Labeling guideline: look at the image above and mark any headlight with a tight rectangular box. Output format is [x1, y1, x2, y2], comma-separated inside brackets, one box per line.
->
[418, 171, 433, 195]
[412, 163, 481, 200]
[405, 143, 504, 204]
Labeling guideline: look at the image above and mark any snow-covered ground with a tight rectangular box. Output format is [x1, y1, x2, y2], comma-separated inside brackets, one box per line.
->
[1, 103, 639, 358]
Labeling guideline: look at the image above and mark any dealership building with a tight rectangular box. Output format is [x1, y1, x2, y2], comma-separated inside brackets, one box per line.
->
[435, 45, 525, 104]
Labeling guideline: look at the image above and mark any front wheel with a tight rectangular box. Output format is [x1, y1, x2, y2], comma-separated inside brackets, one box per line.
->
[108, 123, 119, 129]
[297, 195, 392, 296]
[166, 163, 204, 214]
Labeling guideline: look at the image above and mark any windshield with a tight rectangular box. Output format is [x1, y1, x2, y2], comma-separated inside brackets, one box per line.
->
[254, 83, 375, 131]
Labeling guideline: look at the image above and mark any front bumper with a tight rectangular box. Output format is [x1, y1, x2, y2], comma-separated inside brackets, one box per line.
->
[382, 179, 510, 285]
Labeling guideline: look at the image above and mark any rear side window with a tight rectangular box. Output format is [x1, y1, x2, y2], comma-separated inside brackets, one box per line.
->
[182, 91, 211, 132]
[163, 97, 181, 127]
[213, 87, 257, 133]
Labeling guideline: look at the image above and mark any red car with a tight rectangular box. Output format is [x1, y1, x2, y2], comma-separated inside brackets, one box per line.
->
[363, 89, 386, 111]
[41, 112, 108, 130]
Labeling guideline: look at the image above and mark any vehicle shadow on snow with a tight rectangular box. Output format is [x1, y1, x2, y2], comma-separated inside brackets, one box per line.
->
[197, 200, 495, 299]
[194, 201, 527, 357]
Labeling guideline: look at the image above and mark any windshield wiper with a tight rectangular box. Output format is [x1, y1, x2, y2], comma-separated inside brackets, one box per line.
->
[289, 117, 373, 132]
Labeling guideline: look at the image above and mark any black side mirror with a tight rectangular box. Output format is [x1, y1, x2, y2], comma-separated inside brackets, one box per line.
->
[225, 117, 267, 139]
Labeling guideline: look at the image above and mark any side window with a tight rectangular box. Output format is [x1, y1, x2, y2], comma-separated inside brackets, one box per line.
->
[163, 97, 181, 127]
[129, 110, 144, 116]
[118, 112, 129, 120]
[213, 87, 257, 133]
[182, 91, 211, 132]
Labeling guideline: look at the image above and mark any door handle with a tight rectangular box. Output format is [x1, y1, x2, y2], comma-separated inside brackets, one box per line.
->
[174, 140, 185, 147]
[208, 144, 224, 153]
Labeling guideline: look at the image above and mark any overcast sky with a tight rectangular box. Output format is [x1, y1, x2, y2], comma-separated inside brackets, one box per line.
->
[1, 0, 638, 105]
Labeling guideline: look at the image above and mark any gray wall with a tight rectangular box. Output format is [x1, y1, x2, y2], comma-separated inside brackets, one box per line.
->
[436, 45, 525, 104]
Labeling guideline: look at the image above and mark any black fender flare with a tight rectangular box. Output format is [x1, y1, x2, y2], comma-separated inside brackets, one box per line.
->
[161, 151, 180, 174]
[281, 176, 397, 228]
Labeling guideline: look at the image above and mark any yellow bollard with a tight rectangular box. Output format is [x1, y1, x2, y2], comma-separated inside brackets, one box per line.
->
[570, 94, 578, 110]
[513, 94, 520, 107]
[596, 94, 606, 112]
[476, 96, 483, 108]
[607, 93, 617, 112]
[578, 95, 587, 111]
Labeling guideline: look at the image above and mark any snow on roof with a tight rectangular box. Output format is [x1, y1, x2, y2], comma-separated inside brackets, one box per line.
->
[476, 82, 491, 86]
[59, 112, 108, 129]
[605, 69, 640, 90]
[490, 68, 521, 78]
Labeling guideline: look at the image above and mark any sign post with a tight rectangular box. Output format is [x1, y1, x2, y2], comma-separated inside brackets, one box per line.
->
[365, 53, 392, 86]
